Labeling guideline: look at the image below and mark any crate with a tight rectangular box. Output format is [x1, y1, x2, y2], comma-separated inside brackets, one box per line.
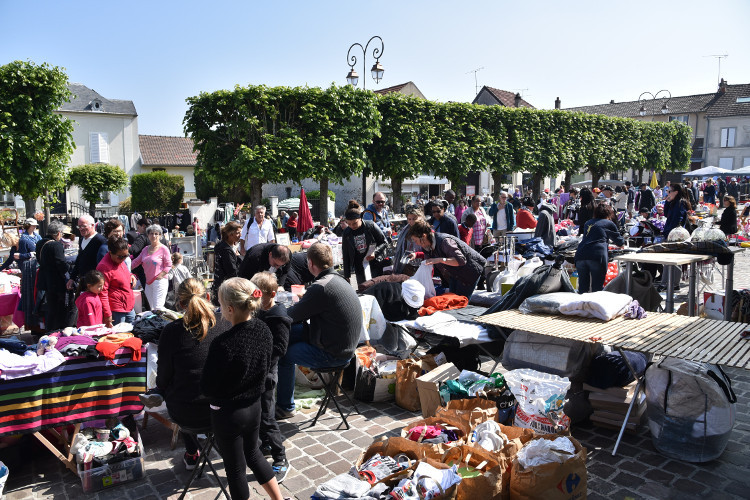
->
[76, 430, 145, 493]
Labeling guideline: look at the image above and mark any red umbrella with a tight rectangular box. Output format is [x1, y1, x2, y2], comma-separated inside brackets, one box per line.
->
[297, 188, 314, 235]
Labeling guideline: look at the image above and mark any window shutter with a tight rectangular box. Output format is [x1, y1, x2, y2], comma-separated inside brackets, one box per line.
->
[89, 132, 109, 163]
[721, 128, 728, 148]
[728, 128, 736, 148]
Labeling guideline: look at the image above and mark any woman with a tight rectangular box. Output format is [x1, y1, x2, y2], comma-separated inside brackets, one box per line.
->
[212, 221, 242, 304]
[132, 224, 172, 310]
[96, 237, 136, 325]
[96, 219, 130, 269]
[392, 207, 425, 275]
[574, 204, 624, 293]
[407, 220, 487, 298]
[577, 188, 595, 229]
[342, 201, 387, 285]
[455, 199, 467, 222]
[429, 200, 459, 237]
[200, 277, 284, 500]
[157, 278, 231, 470]
[703, 178, 717, 205]
[663, 184, 692, 238]
[0, 232, 21, 271]
[719, 195, 738, 236]
[36, 221, 71, 330]
[285, 212, 298, 240]
[461, 196, 490, 249]
[515, 197, 538, 229]
[16, 218, 40, 264]
[563, 188, 580, 221]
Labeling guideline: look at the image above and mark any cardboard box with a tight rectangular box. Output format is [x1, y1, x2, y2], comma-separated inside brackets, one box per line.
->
[77, 431, 144, 493]
[416, 362, 461, 418]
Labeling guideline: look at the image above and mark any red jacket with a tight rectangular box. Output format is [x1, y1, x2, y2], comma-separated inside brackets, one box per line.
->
[458, 224, 473, 246]
[96, 253, 135, 319]
[516, 209, 537, 229]
[75, 291, 103, 327]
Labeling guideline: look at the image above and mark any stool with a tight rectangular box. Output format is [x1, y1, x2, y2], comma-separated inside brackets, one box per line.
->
[178, 426, 230, 500]
[308, 361, 360, 430]
[142, 411, 180, 450]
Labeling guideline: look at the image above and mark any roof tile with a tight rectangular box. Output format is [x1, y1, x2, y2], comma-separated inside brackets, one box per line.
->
[474, 86, 535, 108]
[139, 135, 197, 167]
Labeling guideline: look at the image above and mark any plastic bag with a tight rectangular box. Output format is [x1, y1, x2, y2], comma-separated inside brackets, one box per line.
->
[413, 262, 437, 299]
[0, 461, 7, 496]
[505, 368, 571, 434]
[517, 437, 576, 468]
[519, 292, 580, 315]
[358, 295, 387, 344]
[516, 257, 543, 278]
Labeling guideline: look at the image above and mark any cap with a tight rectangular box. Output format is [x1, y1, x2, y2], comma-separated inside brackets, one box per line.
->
[731, 178, 737, 182]
[24, 218, 38, 226]
[544, 188, 550, 193]
[62, 225, 73, 235]
[401, 279, 425, 309]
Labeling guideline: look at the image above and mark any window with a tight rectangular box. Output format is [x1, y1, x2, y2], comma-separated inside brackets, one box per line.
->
[285, 187, 292, 198]
[89, 132, 109, 163]
[737, 97, 750, 103]
[744, 157, 750, 168]
[669, 115, 689, 124]
[719, 158, 734, 170]
[720, 128, 736, 148]
[0, 192, 14, 207]
[152, 168, 166, 172]
[97, 191, 111, 206]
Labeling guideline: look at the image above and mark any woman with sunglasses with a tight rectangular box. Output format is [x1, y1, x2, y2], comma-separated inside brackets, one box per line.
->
[97, 236, 137, 326]
[429, 200, 459, 237]
[663, 184, 692, 239]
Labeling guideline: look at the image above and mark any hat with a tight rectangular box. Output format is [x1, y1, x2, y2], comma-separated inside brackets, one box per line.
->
[593, 188, 601, 193]
[401, 279, 425, 309]
[731, 177, 737, 182]
[544, 188, 550, 193]
[24, 218, 38, 226]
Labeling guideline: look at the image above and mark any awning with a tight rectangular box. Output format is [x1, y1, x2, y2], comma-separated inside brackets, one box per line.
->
[402, 176, 449, 185]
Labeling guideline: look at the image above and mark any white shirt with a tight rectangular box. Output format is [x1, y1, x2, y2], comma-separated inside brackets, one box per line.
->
[80, 235, 95, 251]
[241, 217, 275, 251]
[496, 205, 508, 231]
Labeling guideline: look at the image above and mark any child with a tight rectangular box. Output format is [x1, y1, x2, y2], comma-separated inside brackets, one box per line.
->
[285, 211, 298, 240]
[250, 272, 291, 483]
[459, 213, 476, 246]
[75, 270, 105, 327]
[168, 252, 191, 291]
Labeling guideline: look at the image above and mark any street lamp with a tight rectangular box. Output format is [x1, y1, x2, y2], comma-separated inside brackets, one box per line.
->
[638, 90, 672, 119]
[346, 36, 385, 90]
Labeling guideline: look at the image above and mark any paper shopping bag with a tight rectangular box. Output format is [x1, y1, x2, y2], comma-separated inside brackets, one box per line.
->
[396, 355, 438, 411]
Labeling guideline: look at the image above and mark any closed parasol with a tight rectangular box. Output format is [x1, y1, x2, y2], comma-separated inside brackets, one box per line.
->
[297, 188, 314, 234]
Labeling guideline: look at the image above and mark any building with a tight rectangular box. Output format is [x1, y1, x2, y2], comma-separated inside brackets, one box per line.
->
[373, 81, 426, 99]
[139, 135, 198, 200]
[472, 86, 534, 109]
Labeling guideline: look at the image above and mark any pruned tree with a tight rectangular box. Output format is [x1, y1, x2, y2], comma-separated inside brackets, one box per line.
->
[68, 163, 129, 216]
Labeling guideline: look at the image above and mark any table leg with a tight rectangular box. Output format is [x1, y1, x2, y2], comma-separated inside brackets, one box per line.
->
[688, 262, 697, 317]
[33, 430, 79, 474]
[725, 257, 735, 322]
[625, 262, 633, 297]
[612, 347, 644, 456]
[665, 266, 675, 313]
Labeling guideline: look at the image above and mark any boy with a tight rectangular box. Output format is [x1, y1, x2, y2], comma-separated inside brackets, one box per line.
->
[459, 213, 476, 246]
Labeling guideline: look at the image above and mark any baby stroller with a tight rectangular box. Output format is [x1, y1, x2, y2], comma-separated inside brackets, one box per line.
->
[628, 219, 662, 248]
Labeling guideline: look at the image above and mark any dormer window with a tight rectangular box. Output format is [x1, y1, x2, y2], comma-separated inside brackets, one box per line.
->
[90, 99, 103, 111]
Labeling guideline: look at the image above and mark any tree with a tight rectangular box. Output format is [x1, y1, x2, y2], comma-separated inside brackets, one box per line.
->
[0, 60, 75, 222]
[130, 171, 184, 213]
[67, 163, 129, 216]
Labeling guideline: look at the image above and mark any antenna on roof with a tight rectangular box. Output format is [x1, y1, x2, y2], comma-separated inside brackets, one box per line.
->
[466, 67, 484, 96]
[513, 89, 530, 98]
[704, 54, 729, 85]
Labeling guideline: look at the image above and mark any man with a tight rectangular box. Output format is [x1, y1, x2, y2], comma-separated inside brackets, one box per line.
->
[718, 177, 727, 201]
[238, 242, 291, 284]
[66, 214, 106, 290]
[727, 177, 739, 200]
[624, 181, 636, 214]
[276, 243, 362, 419]
[636, 183, 656, 213]
[488, 191, 515, 237]
[362, 191, 391, 237]
[281, 251, 316, 291]
[37, 221, 71, 330]
[239, 205, 275, 255]
[601, 186, 614, 205]
[363, 279, 424, 322]
[444, 189, 456, 216]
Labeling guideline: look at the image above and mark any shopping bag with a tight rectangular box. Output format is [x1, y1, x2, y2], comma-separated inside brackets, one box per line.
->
[295, 366, 324, 389]
[504, 369, 571, 435]
[442, 445, 510, 500]
[396, 355, 439, 411]
[401, 416, 468, 445]
[510, 436, 587, 500]
[413, 262, 436, 299]
[435, 398, 499, 432]
[354, 352, 398, 403]
[0, 461, 7, 496]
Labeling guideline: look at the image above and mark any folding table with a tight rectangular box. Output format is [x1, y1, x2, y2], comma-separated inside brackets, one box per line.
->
[475, 310, 750, 455]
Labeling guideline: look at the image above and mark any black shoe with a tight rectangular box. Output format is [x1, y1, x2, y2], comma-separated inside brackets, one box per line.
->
[275, 407, 295, 420]
[272, 458, 290, 483]
[138, 392, 163, 408]
[260, 444, 272, 457]
[183, 451, 200, 471]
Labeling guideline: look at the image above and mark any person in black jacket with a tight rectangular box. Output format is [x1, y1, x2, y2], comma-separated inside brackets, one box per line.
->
[577, 188, 595, 229]
[635, 183, 656, 213]
[200, 277, 284, 500]
[237, 242, 291, 284]
[280, 251, 316, 291]
[363, 279, 424, 322]
[575, 204, 624, 293]
[37, 221, 70, 330]
[719, 195, 738, 236]
[429, 200, 459, 237]
[250, 272, 291, 483]
[66, 214, 106, 291]
[155, 278, 231, 471]
[342, 201, 387, 285]
[211, 221, 242, 305]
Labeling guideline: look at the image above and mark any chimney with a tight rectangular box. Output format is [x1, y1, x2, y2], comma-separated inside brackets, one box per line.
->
[719, 78, 728, 94]
[554, 97, 561, 109]
[610, 99, 615, 104]
[514, 93, 522, 107]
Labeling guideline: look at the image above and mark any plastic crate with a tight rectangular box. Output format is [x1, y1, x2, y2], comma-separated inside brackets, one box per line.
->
[76, 430, 145, 493]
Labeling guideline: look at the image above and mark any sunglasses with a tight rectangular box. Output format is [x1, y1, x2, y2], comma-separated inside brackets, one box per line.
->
[112, 253, 129, 260]
[375, 200, 386, 204]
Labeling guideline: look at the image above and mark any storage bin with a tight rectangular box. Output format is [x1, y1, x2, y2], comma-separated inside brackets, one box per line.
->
[77, 430, 144, 493]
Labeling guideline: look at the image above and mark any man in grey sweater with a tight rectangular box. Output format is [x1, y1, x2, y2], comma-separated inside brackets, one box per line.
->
[276, 243, 362, 419]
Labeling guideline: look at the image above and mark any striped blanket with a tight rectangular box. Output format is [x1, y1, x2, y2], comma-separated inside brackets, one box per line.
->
[0, 348, 146, 436]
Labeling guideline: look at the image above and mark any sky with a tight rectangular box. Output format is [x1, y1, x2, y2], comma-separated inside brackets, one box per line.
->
[2, 0, 749, 137]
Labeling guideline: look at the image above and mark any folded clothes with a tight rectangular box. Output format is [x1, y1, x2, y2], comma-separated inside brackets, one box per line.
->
[313, 472, 371, 499]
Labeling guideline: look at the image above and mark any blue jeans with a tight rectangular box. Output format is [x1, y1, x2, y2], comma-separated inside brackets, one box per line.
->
[276, 323, 350, 412]
[449, 275, 481, 299]
[576, 258, 607, 293]
[112, 309, 136, 324]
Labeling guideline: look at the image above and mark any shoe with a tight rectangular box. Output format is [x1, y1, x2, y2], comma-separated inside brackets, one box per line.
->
[272, 458, 290, 483]
[275, 407, 295, 420]
[183, 451, 200, 471]
[138, 392, 163, 408]
[260, 444, 272, 457]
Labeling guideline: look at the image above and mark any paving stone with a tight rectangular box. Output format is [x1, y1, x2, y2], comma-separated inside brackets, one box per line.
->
[619, 460, 649, 475]
[638, 480, 673, 499]
[611, 471, 645, 489]
[662, 460, 696, 476]
[644, 468, 675, 483]
[672, 478, 709, 496]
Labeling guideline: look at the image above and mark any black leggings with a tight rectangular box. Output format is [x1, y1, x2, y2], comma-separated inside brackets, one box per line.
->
[211, 399, 274, 499]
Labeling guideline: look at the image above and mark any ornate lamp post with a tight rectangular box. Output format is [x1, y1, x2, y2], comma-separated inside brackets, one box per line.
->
[638, 90, 672, 120]
[346, 36, 385, 90]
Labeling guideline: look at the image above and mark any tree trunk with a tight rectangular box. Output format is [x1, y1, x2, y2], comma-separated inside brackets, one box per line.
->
[636, 168, 644, 186]
[392, 178, 403, 214]
[531, 172, 543, 201]
[319, 178, 329, 224]
[590, 170, 601, 191]
[89, 200, 96, 218]
[491, 172, 503, 196]
[564, 171, 573, 191]
[23, 197, 36, 219]
[251, 179, 263, 208]
[43, 189, 51, 227]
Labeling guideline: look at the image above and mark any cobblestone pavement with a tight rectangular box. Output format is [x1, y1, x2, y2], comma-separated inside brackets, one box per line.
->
[2, 252, 750, 500]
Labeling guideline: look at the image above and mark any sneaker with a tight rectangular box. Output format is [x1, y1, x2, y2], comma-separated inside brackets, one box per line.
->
[260, 444, 272, 457]
[138, 392, 163, 408]
[272, 458, 290, 483]
[275, 407, 295, 420]
[183, 451, 200, 471]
